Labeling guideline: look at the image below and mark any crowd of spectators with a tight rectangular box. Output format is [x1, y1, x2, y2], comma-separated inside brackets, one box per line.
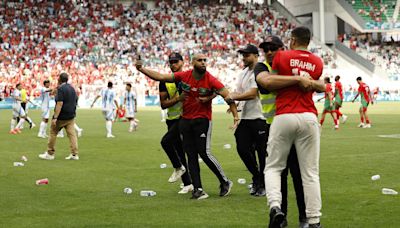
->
[0, 0, 296, 101]
[339, 33, 400, 81]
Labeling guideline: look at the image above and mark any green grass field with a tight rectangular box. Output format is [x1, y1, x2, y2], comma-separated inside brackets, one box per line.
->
[1, 102, 399, 227]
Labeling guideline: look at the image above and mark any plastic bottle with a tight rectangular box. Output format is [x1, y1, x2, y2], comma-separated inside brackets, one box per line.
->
[140, 190, 157, 197]
[382, 188, 398, 195]
[13, 162, 25, 167]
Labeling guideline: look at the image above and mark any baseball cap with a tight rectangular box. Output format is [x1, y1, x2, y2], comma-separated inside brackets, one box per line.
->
[168, 52, 183, 61]
[238, 44, 259, 55]
[259, 35, 284, 50]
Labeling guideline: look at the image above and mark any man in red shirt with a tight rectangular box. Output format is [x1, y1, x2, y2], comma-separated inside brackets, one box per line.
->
[334, 75, 348, 124]
[136, 53, 239, 200]
[256, 27, 325, 228]
[352, 77, 372, 128]
[319, 77, 339, 129]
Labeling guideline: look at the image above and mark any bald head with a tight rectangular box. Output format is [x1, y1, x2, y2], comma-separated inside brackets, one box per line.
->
[192, 53, 207, 74]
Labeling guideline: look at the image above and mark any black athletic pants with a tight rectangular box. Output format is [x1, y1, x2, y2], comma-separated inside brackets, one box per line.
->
[160, 119, 191, 186]
[179, 118, 228, 189]
[234, 119, 267, 187]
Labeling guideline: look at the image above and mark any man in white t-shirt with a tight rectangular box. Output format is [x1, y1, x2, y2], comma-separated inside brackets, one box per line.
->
[225, 44, 267, 196]
[91, 82, 119, 138]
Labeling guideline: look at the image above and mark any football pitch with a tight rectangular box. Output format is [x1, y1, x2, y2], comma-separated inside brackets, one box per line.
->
[1, 102, 399, 227]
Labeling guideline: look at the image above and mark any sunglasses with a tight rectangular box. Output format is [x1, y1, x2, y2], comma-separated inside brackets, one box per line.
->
[196, 58, 207, 62]
[169, 60, 179, 64]
[263, 45, 280, 52]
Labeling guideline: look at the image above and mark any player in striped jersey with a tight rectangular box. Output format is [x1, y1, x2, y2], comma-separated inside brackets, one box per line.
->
[37, 80, 53, 138]
[10, 83, 27, 134]
[123, 83, 138, 132]
[91, 82, 120, 138]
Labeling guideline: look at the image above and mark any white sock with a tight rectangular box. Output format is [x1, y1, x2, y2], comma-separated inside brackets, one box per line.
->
[15, 119, 26, 129]
[27, 117, 33, 124]
[11, 119, 16, 130]
[129, 120, 135, 131]
[74, 123, 81, 131]
[39, 121, 47, 135]
[57, 130, 64, 137]
[106, 121, 112, 135]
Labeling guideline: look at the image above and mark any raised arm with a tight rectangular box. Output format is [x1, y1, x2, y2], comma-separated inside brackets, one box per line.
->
[136, 60, 175, 82]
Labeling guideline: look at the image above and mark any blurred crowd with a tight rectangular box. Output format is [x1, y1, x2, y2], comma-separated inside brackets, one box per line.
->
[0, 0, 296, 100]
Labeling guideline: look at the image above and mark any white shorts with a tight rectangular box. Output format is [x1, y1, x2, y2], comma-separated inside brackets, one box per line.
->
[102, 110, 115, 121]
[42, 108, 50, 119]
[13, 105, 26, 118]
[125, 107, 135, 118]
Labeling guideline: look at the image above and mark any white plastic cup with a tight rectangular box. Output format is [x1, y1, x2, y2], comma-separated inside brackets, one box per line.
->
[123, 187, 133, 194]
[382, 188, 398, 195]
[21, 156, 28, 162]
[371, 175, 380, 181]
[160, 163, 167, 169]
[237, 178, 246, 184]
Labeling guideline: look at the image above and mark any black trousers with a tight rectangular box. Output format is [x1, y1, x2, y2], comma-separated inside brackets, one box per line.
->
[280, 146, 307, 221]
[234, 119, 267, 187]
[179, 118, 228, 189]
[160, 119, 191, 186]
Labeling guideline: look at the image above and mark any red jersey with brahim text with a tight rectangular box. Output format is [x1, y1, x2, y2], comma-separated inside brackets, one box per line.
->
[173, 70, 224, 120]
[272, 49, 324, 115]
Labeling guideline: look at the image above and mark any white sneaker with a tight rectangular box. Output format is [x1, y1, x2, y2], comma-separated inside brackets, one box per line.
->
[363, 124, 371, 128]
[178, 184, 194, 194]
[38, 152, 55, 160]
[358, 123, 365, 128]
[30, 123, 36, 129]
[342, 115, 348, 124]
[65, 154, 79, 160]
[168, 166, 186, 183]
[106, 134, 115, 138]
[57, 132, 64, 138]
[37, 134, 46, 138]
[334, 125, 339, 130]
[77, 129, 83, 137]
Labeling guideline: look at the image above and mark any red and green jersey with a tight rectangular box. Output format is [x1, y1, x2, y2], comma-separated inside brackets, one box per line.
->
[272, 49, 323, 116]
[358, 82, 370, 103]
[173, 70, 224, 120]
[334, 81, 343, 99]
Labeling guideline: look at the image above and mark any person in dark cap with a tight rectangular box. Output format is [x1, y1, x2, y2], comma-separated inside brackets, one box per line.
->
[158, 52, 193, 194]
[254, 36, 307, 228]
[224, 44, 267, 197]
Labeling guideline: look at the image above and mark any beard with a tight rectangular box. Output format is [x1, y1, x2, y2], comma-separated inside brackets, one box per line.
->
[194, 65, 206, 74]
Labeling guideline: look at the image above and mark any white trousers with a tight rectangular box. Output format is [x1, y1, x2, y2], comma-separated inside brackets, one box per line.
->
[264, 112, 321, 223]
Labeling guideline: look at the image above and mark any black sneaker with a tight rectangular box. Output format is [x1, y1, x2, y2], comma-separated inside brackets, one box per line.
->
[280, 217, 288, 228]
[249, 183, 257, 195]
[191, 188, 209, 200]
[219, 180, 233, 197]
[268, 207, 285, 228]
[254, 185, 266, 197]
[309, 223, 322, 228]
